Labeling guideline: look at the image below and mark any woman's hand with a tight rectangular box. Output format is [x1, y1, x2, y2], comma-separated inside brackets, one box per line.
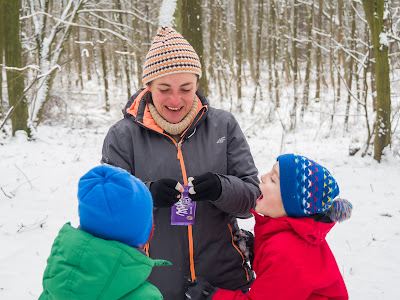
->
[190, 172, 222, 202]
[185, 277, 218, 300]
[150, 178, 183, 208]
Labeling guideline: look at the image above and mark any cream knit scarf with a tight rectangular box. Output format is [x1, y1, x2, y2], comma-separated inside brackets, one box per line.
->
[148, 98, 199, 136]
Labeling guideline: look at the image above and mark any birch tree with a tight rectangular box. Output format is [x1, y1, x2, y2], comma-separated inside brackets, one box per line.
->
[25, 0, 87, 128]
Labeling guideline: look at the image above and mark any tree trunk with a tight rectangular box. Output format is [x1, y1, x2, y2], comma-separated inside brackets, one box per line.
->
[251, 0, 264, 113]
[4, 0, 30, 136]
[315, 0, 322, 102]
[180, 0, 209, 96]
[344, 4, 356, 132]
[336, 0, 343, 104]
[0, 0, 4, 119]
[267, 0, 273, 104]
[234, 0, 243, 112]
[246, 0, 255, 82]
[116, 0, 132, 96]
[98, 19, 109, 112]
[362, 0, 391, 162]
[290, 0, 299, 130]
[302, 0, 314, 118]
[29, 0, 86, 127]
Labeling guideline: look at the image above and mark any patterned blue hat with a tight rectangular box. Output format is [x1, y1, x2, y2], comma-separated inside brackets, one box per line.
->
[78, 165, 153, 248]
[278, 154, 352, 222]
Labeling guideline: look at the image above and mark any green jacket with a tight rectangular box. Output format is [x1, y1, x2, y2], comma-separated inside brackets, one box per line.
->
[39, 223, 171, 300]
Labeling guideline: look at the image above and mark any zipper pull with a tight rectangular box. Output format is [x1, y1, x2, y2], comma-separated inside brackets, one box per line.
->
[177, 141, 182, 160]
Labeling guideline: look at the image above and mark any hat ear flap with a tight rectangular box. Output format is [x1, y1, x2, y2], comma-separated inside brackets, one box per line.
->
[327, 198, 353, 222]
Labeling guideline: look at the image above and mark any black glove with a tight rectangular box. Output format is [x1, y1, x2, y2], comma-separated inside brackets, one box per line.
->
[190, 172, 222, 202]
[185, 277, 218, 300]
[150, 178, 181, 208]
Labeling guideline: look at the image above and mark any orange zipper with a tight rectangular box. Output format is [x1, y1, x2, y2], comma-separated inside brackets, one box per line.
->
[177, 142, 196, 281]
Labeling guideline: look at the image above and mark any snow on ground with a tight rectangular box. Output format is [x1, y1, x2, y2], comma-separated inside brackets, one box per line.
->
[0, 84, 399, 299]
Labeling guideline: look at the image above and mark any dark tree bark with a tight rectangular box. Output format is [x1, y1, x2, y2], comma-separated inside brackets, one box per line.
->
[362, 0, 391, 162]
[180, 0, 209, 96]
[4, 0, 30, 136]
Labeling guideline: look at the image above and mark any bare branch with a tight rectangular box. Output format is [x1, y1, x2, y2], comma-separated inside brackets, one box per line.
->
[1, 187, 13, 199]
[20, 11, 131, 44]
[14, 164, 34, 190]
[77, 9, 153, 25]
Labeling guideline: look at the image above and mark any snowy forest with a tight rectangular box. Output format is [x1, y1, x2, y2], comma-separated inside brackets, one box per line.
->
[1, 1, 400, 299]
[0, 0, 399, 162]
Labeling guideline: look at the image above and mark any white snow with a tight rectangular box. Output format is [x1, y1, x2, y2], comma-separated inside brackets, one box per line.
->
[0, 79, 399, 299]
[158, 0, 178, 28]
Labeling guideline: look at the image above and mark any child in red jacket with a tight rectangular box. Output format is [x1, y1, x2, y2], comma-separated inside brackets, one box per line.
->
[186, 154, 352, 300]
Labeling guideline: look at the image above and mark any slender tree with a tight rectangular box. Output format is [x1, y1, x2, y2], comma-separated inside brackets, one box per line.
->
[302, 0, 315, 117]
[0, 0, 4, 119]
[362, 0, 391, 162]
[290, 0, 299, 130]
[234, 0, 243, 112]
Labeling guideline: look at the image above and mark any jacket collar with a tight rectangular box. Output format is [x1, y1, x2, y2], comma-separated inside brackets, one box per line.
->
[250, 209, 335, 245]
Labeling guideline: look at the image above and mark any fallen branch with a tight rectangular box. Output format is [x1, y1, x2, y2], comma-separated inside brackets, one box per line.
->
[1, 187, 13, 199]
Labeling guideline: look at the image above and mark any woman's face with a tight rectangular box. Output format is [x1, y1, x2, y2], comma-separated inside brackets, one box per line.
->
[148, 73, 199, 124]
[255, 162, 287, 218]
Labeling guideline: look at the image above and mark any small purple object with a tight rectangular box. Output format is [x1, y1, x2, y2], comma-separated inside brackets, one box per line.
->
[171, 185, 196, 225]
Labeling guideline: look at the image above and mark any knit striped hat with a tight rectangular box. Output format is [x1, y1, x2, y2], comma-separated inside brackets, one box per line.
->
[278, 154, 352, 222]
[142, 26, 202, 85]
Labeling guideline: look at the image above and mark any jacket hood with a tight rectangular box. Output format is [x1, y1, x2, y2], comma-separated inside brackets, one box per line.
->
[40, 223, 170, 299]
[250, 209, 335, 245]
[123, 88, 209, 136]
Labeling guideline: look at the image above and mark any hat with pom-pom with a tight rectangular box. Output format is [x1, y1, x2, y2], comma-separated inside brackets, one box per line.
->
[142, 26, 202, 85]
[277, 154, 352, 222]
[78, 165, 153, 248]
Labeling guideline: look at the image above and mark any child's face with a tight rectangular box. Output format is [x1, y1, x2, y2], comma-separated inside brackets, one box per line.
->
[255, 162, 287, 218]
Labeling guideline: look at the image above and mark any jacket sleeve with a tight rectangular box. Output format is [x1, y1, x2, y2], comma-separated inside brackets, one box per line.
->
[102, 121, 135, 174]
[101, 120, 152, 190]
[212, 115, 260, 218]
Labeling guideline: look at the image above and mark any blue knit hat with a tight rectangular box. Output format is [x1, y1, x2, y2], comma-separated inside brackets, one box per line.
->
[78, 165, 153, 248]
[277, 154, 352, 222]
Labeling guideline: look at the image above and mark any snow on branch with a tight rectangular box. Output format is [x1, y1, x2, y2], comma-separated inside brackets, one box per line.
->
[37, 65, 61, 78]
[115, 51, 135, 56]
[22, 10, 131, 44]
[0, 64, 40, 72]
[331, 39, 367, 68]
[158, 0, 177, 27]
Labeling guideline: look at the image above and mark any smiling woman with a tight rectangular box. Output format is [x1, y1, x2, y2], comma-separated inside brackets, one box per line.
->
[101, 26, 260, 300]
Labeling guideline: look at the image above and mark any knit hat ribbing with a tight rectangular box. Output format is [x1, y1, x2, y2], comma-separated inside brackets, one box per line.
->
[277, 154, 352, 222]
[78, 165, 153, 248]
[142, 26, 202, 85]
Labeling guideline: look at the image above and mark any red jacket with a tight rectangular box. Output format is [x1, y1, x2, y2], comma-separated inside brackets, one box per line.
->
[213, 210, 348, 300]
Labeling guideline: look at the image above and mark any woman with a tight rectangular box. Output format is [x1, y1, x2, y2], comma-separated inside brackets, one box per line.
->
[101, 26, 260, 300]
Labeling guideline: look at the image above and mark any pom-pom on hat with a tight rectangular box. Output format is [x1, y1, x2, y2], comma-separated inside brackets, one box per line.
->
[142, 26, 202, 85]
[78, 165, 153, 248]
[277, 154, 352, 222]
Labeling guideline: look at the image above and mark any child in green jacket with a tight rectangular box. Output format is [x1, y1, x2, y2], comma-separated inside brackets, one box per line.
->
[39, 165, 171, 299]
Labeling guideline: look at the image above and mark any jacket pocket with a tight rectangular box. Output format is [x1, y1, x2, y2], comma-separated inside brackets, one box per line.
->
[227, 223, 253, 282]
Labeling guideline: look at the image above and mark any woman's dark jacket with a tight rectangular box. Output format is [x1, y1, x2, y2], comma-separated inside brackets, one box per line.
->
[101, 88, 260, 300]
